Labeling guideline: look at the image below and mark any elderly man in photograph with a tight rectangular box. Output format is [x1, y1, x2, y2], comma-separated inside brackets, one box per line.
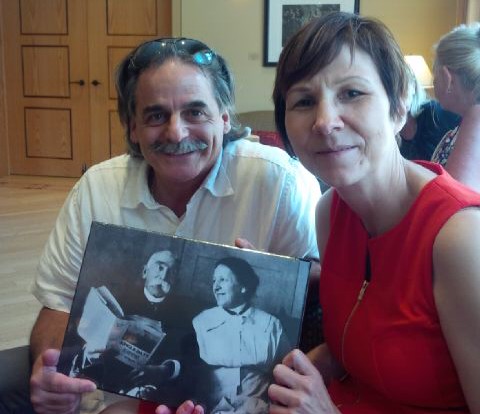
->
[67, 249, 197, 402]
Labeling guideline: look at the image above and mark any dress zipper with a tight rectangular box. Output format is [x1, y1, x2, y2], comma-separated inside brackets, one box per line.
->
[341, 250, 371, 370]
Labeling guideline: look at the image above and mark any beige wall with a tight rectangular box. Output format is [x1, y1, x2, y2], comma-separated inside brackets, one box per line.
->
[180, 0, 271, 112]
[179, 0, 459, 113]
[362, 0, 459, 67]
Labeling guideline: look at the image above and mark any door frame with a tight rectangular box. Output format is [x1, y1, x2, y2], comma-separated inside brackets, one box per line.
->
[0, 0, 8, 177]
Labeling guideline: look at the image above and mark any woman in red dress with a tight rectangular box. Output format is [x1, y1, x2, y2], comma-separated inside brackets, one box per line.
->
[268, 11, 480, 414]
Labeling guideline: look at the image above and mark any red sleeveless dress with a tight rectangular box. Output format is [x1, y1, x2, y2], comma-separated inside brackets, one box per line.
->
[321, 162, 480, 413]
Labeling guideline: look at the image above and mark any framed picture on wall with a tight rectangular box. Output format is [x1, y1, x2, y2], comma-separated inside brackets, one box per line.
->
[263, 0, 360, 66]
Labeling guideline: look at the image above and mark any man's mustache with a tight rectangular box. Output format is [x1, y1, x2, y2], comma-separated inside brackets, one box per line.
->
[150, 139, 208, 155]
[147, 279, 171, 295]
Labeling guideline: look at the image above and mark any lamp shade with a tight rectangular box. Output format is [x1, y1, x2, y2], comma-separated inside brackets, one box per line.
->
[405, 55, 433, 88]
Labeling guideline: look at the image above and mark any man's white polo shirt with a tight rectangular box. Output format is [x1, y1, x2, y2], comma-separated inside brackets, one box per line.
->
[32, 139, 320, 312]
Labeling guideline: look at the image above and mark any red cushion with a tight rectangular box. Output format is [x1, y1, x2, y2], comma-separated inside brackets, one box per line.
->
[253, 130, 285, 149]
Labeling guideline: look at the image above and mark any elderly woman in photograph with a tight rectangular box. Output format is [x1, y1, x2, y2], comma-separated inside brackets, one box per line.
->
[192, 257, 288, 414]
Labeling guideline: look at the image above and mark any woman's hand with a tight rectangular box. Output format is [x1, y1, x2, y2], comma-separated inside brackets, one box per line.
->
[155, 400, 204, 414]
[101, 399, 204, 414]
[268, 349, 340, 414]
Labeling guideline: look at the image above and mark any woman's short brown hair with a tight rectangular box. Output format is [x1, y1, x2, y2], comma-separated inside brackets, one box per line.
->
[273, 12, 410, 156]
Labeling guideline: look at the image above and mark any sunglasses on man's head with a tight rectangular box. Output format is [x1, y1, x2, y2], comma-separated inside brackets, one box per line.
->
[128, 37, 215, 72]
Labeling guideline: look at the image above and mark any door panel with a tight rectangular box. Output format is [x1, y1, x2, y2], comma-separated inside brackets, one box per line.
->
[107, 0, 158, 35]
[20, 0, 68, 34]
[22, 46, 70, 97]
[25, 107, 72, 158]
[4, 0, 90, 177]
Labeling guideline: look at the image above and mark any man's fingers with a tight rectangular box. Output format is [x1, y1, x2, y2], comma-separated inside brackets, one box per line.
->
[35, 392, 78, 411]
[234, 237, 256, 250]
[30, 385, 81, 414]
[49, 374, 96, 394]
[37, 348, 97, 394]
[41, 349, 61, 371]
[30, 349, 93, 414]
[33, 368, 96, 395]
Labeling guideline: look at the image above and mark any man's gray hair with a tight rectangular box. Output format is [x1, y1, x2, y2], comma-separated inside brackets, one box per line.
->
[115, 38, 248, 158]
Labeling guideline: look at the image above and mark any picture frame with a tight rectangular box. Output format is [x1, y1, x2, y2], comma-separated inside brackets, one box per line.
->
[263, 0, 360, 66]
[58, 222, 310, 411]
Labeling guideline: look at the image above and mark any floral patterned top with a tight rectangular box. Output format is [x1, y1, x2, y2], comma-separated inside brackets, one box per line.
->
[431, 126, 460, 166]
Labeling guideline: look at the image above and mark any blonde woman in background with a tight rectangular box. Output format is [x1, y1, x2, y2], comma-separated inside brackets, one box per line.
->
[431, 22, 480, 192]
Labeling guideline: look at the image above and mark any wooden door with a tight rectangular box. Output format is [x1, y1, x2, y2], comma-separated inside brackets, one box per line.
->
[2, 0, 171, 177]
[3, 0, 91, 177]
[87, 0, 172, 164]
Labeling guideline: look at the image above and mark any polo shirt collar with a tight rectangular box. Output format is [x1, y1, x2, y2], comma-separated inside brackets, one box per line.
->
[120, 149, 233, 210]
[202, 147, 234, 198]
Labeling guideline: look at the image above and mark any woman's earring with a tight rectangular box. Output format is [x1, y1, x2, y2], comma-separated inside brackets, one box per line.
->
[447, 87, 452, 94]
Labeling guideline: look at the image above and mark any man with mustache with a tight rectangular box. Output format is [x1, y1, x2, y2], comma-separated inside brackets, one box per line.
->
[25, 37, 320, 414]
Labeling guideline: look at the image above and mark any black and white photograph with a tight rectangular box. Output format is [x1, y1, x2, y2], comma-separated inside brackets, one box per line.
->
[58, 222, 310, 412]
[264, 0, 359, 66]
